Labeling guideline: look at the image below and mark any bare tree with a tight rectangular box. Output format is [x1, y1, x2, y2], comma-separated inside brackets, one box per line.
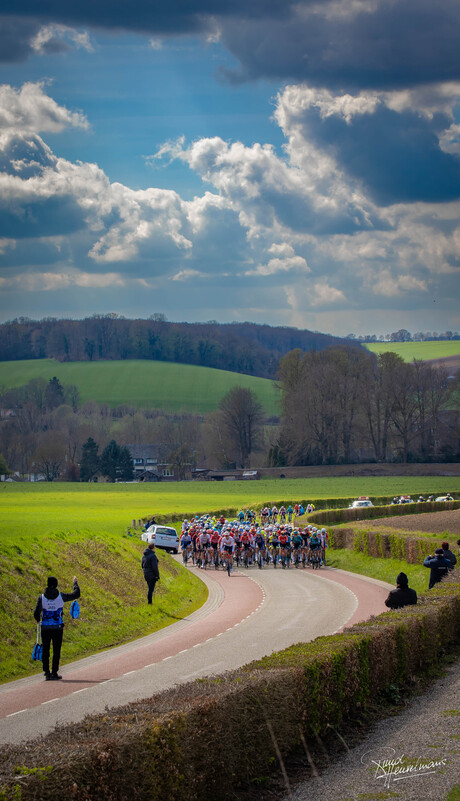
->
[33, 434, 66, 481]
[218, 387, 264, 468]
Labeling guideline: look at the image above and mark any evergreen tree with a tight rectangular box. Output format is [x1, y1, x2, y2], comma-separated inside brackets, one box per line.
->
[100, 440, 120, 482]
[45, 376, 65, 409]
[118, 446, 134, 481]
[80, 437, 100, 482]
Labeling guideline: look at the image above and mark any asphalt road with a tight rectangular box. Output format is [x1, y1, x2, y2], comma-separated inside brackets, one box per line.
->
[0, 563, 391, 746]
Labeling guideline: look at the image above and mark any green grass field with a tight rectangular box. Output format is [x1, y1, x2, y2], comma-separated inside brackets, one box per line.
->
[2, 477, 459, 530]
[2, 477, 459, 683]
[364, 341, 460, 361]
[0, 358, 280, 416]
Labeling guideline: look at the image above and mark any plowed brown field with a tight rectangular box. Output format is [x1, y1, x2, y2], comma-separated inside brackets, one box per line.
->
[365, 508, 460, 536]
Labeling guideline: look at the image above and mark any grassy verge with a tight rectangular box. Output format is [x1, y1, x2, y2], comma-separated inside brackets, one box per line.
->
[327, 548, 428, 593]
[0, 530, 207, 684]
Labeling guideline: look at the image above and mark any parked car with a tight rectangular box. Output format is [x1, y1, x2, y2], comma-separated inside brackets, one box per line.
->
[141, 524, 180, 553]
[349, 497, 374, 508]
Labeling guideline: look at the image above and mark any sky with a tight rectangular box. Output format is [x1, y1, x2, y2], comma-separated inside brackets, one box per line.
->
[0, 0, 459, 337]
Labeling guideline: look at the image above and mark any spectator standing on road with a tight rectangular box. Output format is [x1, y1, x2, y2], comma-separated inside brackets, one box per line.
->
[423, 548, 452, 589]
[142, 542, 160, 603]
[384, 572, 417, 609]
[441, 541, 457, 570]
[34, 576, 80, 681]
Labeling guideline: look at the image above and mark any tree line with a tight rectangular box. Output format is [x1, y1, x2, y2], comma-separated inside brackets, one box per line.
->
[273, 348, 459, 466]
[0, 315, 358, 379]
[0, 377, 267, 480]
[1, 348, 458, 480]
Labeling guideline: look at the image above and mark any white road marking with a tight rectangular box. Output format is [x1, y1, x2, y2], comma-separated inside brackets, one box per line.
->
[41, 698, 58, 705]
[6, 709, 28, 717]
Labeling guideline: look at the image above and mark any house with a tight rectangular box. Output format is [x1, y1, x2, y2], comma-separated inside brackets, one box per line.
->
[126, 444, 176, 481]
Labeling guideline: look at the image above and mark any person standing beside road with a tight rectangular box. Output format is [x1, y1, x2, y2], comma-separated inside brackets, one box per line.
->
[423, 548, 452, 589]
[34, 576, 80, 681]
[441, 541, 457, 570]
[142, 542, 160, 603]
[384, 572, 417, 609]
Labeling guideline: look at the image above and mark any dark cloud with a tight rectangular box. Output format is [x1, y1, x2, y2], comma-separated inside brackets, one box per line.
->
[3, 0, 459, 92]
[0, 17, 41, 62]
[219, 0, 460, 90]
[0, 1, 293, 62]
[302, 107, 460, 205]
[0, 197, 86, 238]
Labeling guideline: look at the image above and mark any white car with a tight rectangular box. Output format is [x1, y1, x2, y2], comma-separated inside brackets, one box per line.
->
[435, 495, 453, 502]
[141, 524, 180, 553]
[349, 498, 374, 508]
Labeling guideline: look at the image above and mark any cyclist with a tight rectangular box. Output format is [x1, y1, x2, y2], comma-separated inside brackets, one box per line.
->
[279, 505, 286, 524]
[291, 529, 303, 566]
[254, 530, 267, 567]
[319, 528, 329, 564]
[287, 504, 294, 522]
[309, 529, 321, 567]
[269, 529, 280, 566]
[271, 505, 278, 524]
[180, 531, 193, 563]
[278, 529, 291, 568]
[220, 532, 235, 573]
[197, 529, 211, 568]
[209, 528, 221, 568]
[240, 529, 253, 567]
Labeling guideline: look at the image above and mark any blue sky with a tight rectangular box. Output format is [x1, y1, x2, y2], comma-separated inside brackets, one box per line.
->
[0, 1, 459, 337]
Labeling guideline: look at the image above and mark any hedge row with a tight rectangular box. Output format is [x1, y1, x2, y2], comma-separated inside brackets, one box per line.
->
[307, 498, 460, 526]
[329, 526, 435, 564]
[1, 570, 459, 801]
[135, 499, 459, 531]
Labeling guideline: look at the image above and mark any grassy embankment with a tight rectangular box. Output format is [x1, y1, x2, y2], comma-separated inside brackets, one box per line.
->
[0, 358, 280, 415]
[2, 476, 459, 682]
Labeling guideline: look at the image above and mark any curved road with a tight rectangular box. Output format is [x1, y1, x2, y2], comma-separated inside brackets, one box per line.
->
[0, 564, 391, 745]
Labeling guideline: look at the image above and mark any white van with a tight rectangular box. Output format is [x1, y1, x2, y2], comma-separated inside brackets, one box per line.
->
[141, 524, 180, 553]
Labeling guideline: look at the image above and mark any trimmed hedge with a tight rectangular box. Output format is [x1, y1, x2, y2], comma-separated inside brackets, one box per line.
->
[306, 499, 460, 527]
[329, 527, 435, 564]
[1, 571, 459, 801]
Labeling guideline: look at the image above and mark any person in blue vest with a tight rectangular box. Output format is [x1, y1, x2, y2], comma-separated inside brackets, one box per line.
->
[34, 576, 80, 681]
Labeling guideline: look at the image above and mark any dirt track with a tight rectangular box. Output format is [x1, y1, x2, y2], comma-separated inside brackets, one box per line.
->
[362, 508, 460, 536]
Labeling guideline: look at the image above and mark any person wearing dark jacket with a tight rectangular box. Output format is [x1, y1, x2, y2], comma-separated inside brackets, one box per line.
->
[142, 543, 160, 603]
[441, 541, 457, 570]
[34, 576, 80, 680]
[423, 549, 452, 589]
[385, 572, 417, 609]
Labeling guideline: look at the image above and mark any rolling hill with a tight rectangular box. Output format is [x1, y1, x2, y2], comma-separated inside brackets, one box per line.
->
[0, 358, 281, 416]
[364, 341, 460, 361]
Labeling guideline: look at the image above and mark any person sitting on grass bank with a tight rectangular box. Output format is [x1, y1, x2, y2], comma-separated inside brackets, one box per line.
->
[142, 542, 160, 604]
[423, 548, 452, 589]
[384, 572, 417, 609]
[34, 576, 80, 681]
[441, 541, 457, 570]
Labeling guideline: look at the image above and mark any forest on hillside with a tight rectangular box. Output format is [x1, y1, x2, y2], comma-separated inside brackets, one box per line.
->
[0, 346, 458, 481]
[0, 316, 357, 379]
